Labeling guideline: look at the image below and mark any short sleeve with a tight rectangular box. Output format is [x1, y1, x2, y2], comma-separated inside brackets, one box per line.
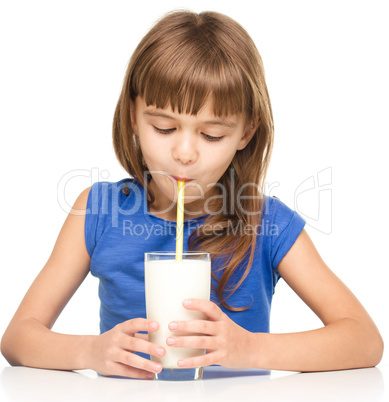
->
[84, 182, 101, 257]
[270, 198, 306, 271]
[84, 179, 134, 257]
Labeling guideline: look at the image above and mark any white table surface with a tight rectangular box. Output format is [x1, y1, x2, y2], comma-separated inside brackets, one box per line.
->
[0, 363, 387, 402]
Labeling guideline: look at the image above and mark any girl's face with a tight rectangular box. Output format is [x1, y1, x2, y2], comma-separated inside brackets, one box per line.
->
[131, 96, 257, 220]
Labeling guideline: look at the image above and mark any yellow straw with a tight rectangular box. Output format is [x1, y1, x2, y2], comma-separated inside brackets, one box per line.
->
[176, 180, 185, 261]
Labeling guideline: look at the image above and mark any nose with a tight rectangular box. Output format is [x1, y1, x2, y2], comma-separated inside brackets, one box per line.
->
[172, 133, 198, 164]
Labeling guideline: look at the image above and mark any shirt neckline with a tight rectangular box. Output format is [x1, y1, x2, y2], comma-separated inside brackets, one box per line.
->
[136, 179, 208, 226]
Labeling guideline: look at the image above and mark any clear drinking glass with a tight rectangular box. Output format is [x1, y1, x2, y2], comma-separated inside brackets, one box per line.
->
[145, 251, 211, 381]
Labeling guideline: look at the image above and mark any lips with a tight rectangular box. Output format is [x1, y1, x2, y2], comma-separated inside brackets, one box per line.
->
[171, 175, 194, 182]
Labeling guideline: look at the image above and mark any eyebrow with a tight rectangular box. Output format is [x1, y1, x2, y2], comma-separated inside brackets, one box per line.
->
[143, 110, 237, 128]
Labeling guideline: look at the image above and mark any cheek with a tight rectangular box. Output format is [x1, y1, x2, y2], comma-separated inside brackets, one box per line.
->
[138, 133, 165, 163]
[203, 144, 237, 171]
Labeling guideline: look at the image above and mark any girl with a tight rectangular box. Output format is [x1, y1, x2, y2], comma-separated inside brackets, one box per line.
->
[1, 10, 383, 379]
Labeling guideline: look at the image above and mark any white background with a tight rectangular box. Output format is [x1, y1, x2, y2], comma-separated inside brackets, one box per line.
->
[0, 0, 388, 372]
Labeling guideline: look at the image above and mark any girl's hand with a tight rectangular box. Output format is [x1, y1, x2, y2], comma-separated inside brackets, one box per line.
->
[166, 299, 256, 369]
[87, 318, 166, 379]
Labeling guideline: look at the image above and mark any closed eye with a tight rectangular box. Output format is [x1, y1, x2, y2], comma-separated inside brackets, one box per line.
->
[153, 126, 175, 134]
[202, 133, 223, 142]
[153, 125, 223, 142]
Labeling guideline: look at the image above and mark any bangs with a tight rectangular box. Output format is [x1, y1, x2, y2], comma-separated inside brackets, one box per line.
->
[131, 38, 253, 118]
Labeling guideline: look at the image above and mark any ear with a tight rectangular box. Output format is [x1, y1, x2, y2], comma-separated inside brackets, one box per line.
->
[130, 98, 139, 136]
[237, 118, 261, 150]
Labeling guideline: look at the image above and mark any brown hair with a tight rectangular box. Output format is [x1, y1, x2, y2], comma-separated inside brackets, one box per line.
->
[113, 10, 274, 311]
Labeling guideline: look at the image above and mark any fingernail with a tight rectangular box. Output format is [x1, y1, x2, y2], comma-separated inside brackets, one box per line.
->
[150, 322, 158, 330]
[166, 337, 175, 346]
[177, 360, 186, 367]
[146, 373, 154, 380]
[169, 322, 177, 330]
[156, 347, 165, 356]
[183, 299, 192, 307]
[152, 363, 161, 373]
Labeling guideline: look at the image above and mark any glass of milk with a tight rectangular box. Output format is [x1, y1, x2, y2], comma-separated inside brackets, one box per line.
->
[145, 251, 211, 381]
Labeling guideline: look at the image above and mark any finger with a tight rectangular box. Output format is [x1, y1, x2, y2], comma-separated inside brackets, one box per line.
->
[134, 332, 149, 341]
[176, 351, 220, 369]
[166, 335, 216, 350]
[116, 350, 163, 375]
[120, 318, 159, 335]
[182, 299, 224, 321]
[121, 335, 166, 359]
[168, 319, 215, 335]
[108, 362, 155, 380]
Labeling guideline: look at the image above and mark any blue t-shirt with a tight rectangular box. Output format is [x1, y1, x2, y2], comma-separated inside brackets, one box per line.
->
[85, 178, 305, 338]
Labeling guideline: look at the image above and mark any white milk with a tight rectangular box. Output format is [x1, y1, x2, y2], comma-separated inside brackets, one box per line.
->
[145, 259, 211, 368]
